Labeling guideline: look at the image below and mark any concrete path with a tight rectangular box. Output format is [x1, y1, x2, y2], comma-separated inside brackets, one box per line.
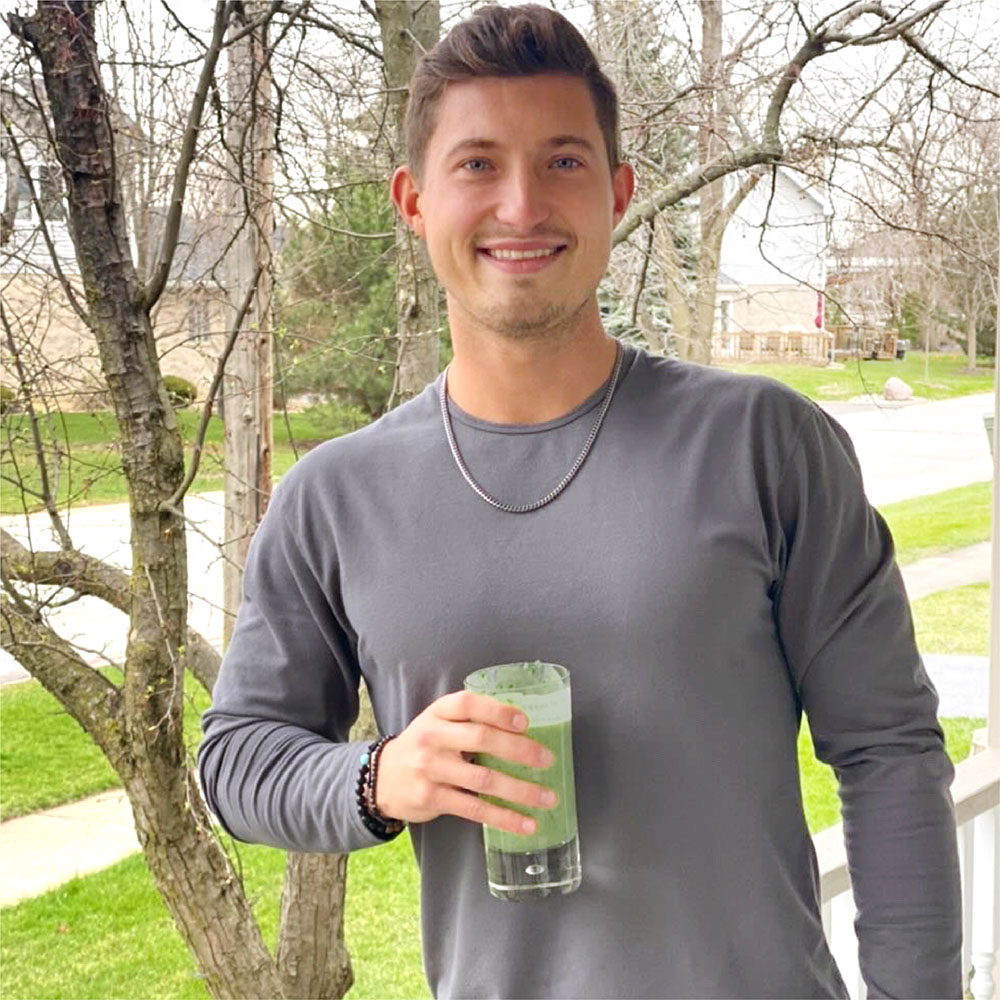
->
[902, 542, 990, 601]
[922, 654, 989, 719]
[0, 789, 138, 907]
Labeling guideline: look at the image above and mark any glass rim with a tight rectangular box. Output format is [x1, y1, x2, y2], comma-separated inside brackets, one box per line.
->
[464, 661, 569, 695]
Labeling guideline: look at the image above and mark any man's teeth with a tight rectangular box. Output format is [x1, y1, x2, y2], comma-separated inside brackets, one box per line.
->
[485, 247, 560, 260]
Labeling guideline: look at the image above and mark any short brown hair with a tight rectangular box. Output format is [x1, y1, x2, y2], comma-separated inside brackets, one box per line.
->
[404, 4, 620, 181]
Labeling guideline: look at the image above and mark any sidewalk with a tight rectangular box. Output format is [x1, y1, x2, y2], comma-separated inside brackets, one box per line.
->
[0, 790, 138, 907]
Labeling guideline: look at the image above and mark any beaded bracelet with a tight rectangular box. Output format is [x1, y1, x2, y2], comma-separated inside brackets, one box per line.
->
[356, 735, 406, 842]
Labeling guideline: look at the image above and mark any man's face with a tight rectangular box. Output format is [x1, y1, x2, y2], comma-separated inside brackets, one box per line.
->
[392, 74, 634, 340]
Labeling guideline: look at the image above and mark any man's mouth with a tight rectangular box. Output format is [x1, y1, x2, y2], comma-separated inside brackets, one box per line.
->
[481, 246, 564, 260]
[477, 245, 568, 272]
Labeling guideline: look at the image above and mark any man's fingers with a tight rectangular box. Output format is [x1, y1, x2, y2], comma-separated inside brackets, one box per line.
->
[433, 690, 528, 732]
[434, 785, 538, 837]
[443, 721, 554, 769]
[430, 755, 558, 811]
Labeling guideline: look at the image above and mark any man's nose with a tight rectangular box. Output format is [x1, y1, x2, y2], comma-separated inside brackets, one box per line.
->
[493, 167, 551, 231]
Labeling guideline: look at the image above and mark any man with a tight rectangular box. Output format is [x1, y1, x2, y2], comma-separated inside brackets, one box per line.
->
[198, 5, 961, 997]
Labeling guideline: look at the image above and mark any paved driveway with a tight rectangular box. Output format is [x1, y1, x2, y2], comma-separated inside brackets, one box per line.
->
[820, 391, 993, 506]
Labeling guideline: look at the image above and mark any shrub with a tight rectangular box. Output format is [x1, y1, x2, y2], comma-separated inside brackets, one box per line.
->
[163, 375, 196, 409]
[0, 385, 17, 414]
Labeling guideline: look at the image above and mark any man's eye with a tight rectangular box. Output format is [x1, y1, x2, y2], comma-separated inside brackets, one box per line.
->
[462, 159, 491, 172]
[553, 156, 582, 169]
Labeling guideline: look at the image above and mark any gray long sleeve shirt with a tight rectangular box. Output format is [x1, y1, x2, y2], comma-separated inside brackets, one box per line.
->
[198, 342, 961, 999]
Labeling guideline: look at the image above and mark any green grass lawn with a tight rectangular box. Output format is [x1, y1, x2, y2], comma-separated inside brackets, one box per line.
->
[720, 351, 994, 402]
[0, 832, 429, 1000]
[0, 668, 213, 820]
[2, 353, 993, 514]
[912, 583, 989, 655]
[878, 480, 992, 565]
[0, 403, 369, 515]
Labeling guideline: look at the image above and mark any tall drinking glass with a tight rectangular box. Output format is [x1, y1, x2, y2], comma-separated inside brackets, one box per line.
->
[463, 661, 581, 901]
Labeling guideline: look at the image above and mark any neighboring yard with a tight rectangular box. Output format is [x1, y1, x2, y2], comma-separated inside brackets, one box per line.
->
[1, 351, 993, 514]
[0, 402, 367, 515]
[720, 350, 994, 401]
[879, 480, 991, 565]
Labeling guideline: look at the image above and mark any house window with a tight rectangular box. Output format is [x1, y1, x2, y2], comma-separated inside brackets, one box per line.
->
[720, 299, 732, 332]
[37, 164, 65, 221]
[187, 295, 211, 341]
[14, 163, 32, 222]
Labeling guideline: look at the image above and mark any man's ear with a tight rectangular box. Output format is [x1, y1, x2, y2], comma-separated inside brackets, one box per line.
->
[391, 165, 425, 239]
[611, 162, 635, 227]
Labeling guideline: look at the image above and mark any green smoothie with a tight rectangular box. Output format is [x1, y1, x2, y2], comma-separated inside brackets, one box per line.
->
[464, 661, 582, 900]
[476, 719, 578, 854]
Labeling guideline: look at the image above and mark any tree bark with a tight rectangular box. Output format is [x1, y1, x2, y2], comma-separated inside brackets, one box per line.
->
[5, 5, 286, 997]
[223, 0, 275, 645]
[686, 0, 724, 365]
[277, 852, 354, 999]
[966, 285, 978, 371]
[376, 0, 441, 406]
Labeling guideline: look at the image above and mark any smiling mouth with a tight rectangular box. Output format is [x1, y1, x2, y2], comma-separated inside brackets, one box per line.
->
[481, 246, 565, 260]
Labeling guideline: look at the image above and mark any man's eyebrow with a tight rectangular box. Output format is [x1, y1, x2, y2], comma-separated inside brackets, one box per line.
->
[443, 135, 597, 159]
[444, 138, 500, 159]
[546, 135, 596, 152]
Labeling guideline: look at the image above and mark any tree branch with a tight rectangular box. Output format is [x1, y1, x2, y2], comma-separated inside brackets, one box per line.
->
[0, 302, 75, 550]
[142, 1, 233, 310]
[275, 2, 383, 61]
[615, 0, 963, 245]
[0, 529, 222, 693]
[1, 122, 90, 325]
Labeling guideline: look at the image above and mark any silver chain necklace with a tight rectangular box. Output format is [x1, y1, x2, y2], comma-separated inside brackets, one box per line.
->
[439, 340, 624, 514]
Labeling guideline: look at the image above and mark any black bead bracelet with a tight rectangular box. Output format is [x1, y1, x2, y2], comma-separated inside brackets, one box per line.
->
[356, 736, 405, 842]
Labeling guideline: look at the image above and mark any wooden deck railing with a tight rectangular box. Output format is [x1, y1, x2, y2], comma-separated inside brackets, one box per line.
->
[711, 331, 834, 363]
[815, 747, 1000, 999]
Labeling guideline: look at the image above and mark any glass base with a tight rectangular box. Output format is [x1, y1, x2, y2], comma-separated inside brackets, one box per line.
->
[485, 836, 581, 901]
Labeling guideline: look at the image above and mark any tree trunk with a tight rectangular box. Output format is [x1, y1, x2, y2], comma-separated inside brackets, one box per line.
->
[689, 0, 724, 365]
[223, 0, 275, 645]
[277, 852, 353, 999]
[654, 215, 695, 355]
[376, 0, 441, 405]
[6, 5, 285, 997]
[966, 287, 978, 372]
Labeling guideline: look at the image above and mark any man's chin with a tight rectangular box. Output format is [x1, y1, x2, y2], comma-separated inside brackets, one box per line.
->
[474, 301, 584, 340]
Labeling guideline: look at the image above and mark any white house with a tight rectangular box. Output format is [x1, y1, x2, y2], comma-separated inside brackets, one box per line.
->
[713, 166, 832, 362]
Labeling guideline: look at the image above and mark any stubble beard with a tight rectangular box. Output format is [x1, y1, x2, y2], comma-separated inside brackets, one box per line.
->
[461, 286, 592, 343]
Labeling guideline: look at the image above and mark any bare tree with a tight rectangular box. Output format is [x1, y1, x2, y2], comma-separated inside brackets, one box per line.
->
[1, 3, 997, 997]
[607, 0, 999, 364]
[0, 3, 358, 996]
[376, 0, 441, 405]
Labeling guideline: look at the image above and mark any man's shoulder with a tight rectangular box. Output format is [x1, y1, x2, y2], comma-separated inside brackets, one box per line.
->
[630, 347, 816, 430]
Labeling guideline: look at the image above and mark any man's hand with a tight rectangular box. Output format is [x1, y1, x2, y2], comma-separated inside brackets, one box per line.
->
[375, 690, 557, 835]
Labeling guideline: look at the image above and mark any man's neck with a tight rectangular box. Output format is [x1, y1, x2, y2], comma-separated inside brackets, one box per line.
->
[445, 323, 619, 426]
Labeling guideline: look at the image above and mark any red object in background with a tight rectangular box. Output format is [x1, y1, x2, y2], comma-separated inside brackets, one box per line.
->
[815, 292, 824, 329]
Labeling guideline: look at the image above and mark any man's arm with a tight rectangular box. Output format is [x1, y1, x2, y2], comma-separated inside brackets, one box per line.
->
[197, 485, 385, 854]
[771, 402, 961, 999]
[197, 472, 558, 853]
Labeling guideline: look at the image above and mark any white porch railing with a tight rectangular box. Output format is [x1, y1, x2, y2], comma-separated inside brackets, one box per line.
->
[815, 747, 1000, 999]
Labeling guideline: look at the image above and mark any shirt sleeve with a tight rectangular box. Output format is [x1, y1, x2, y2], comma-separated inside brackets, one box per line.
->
[771, 402, 962, 999]
[197, 483, 386, 854]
